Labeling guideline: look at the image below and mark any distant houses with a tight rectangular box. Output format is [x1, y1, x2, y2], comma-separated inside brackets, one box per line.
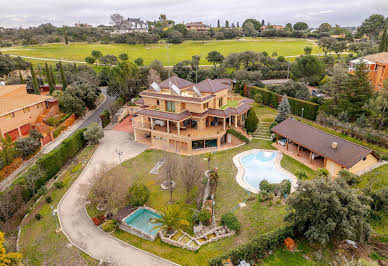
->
[185, 22, 209, 32]
[111, 18, 148, 35]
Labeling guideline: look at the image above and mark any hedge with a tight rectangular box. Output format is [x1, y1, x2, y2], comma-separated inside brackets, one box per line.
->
[208, 226, 294, 265]
[226, 128, 250, 143]
[100, 110, 111, 128]
[20, 128, 87, 201]
[249, 86, 319, 120]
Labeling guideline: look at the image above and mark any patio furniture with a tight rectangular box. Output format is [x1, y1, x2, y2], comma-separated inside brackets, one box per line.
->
[153, 119, 165, 127]
[278, 139, 287, 146]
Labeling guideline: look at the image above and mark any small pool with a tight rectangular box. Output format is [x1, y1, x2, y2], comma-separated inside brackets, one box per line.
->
[238, 151, 293, 192]
[123, 208, 162, 240]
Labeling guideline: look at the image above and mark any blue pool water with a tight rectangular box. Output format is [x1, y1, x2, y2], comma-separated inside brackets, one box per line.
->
[123, 208, 162, 237]
[240, 151, 291, 190]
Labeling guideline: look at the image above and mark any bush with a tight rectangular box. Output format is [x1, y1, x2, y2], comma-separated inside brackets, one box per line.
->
[45, 196, 52, 203]
[221, 212, 241, 232]
[250, 86, 319, 120]
[209, 226, 294, 265]
[259, 180, 274, 193]
[198, 210, 211, 226]
[382, 155, 388, 161]
[83, 123, 104, 144]
[100, 110, 111, 128]
[101, 220, 117, 232]
[15, 136, 41, 159]
[338, 169, 360, 186]
[257, 190, 273, 202]
[279, 179, 291, 195]
[53, 126, 65, 138]
[295, 170, 308, 180]
[245, 109, 259, 133]
[54, 181, 64, 189]
[128, 183, 150, 207]
[226, 128, 250, 143]
[35, 213, 42, 220]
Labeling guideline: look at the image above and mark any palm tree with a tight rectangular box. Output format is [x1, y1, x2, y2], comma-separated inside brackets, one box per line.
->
[151, 204, 189, 235]
[204, 152, 215, 171]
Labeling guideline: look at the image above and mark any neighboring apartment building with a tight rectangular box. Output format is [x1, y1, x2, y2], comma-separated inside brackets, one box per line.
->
[185, 22, 209, 32]
[111, 18, 148, 34]
[133, 76, 254, 155]
[0, 84, 59, 140]
[349, 52, 388, 91]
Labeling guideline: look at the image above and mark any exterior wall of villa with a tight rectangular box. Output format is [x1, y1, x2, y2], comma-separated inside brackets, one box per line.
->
[325, 159, 343, 177]
[348, 154, 378, 174]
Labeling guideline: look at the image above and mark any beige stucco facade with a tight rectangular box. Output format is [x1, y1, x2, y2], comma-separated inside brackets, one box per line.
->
[348, 154, 378, 174]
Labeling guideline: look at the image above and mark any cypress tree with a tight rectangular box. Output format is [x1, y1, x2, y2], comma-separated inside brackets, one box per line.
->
[385, 31, 388, 52]
[245, 109, 259, 132]
[59, 61, 67, 89]
[19, 71, 24, 84]
[379, 28, 387, 52]
[30, 64, 40, 95]
[217, 19, 220, 28]
[73, 62, 77, 73]
[45, 62, 55, 94]
[49, 65, 56, 84]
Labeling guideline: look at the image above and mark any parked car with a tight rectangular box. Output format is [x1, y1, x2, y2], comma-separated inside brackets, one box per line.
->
[312, 89, 324, 98]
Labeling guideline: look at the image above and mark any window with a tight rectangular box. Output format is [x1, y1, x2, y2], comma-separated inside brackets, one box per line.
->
[181, 103, 186, 110]
[203, 102, 209, 109]
[23, 107, 30, 113]
[5, 112, 15, 119]
[166, 101, 175, 112]
[218, 98, 223, 107]
[156, 100, 160, 105]
[242, 113, 246, 121]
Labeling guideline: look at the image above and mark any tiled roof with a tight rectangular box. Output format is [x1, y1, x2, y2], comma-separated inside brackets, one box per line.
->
[158, 76, 194, 89]
[364, 52, 388, 64]
[196, 78, 231, 94]
[0, 84, 27, 97]
[272, 118, 378, 168]
[0, 94, 55, 116]
[208, 103, 252, 118]
[140, 91, 214, 103]
[135, 109, 191, 122]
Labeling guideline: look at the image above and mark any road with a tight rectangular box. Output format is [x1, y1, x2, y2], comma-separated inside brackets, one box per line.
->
[0, 88, 115, 191]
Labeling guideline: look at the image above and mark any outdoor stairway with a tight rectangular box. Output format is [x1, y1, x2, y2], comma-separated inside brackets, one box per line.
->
[252, 122, 272, 141]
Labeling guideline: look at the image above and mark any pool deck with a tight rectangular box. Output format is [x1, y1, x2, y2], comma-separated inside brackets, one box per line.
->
[233, 149, 298, 194]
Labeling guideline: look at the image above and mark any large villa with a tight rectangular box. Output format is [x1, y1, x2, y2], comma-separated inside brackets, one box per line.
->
[133, 76, 254, 154]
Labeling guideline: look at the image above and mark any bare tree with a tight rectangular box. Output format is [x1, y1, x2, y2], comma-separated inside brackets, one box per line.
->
[0, 186, 22, 232]
[24, 166, 45, 196]
[110, 14, 125, 30]
[180, 156, 204, 202]
[147, 69, 161, 85]
[162, 153, 180, 203]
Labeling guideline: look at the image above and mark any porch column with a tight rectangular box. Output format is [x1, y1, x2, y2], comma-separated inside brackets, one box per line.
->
[177, 121, 180, 135]
[276, 134, 279, 143]
[286, 139, 289, 151]
[223, 118, 226, 131]
[297, 145, 300, 156]
[141, 116, 144, 128]
[324, 157, 327, 167]
[229, 117, 231, 126]
[17, 127, 22, 137]
[310, 151, 313, 163]
[234, 115, 237, 127]
[151, 118, 154, 130]
[167, 120, 169, 133]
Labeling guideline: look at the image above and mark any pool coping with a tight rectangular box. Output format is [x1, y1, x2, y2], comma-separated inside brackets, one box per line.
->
[120, 206, 162, 241]
[233, 149, 298, 194]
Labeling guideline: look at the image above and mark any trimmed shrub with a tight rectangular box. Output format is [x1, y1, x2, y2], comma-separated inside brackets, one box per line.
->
[245, 109, 259, 133]
[54, 181, 64, 189]
[101, 220, 117, 232]
[279, 179, 291, 195]
[198, 210, 211, 226]
[338, 169, 360, 186]
[295, 170, 308, 180]
[250, 86, 319, 120]
[221, 212, 241, 232]
[128, 183, 150, 207]
[208, 226, 294, 265]
[259, 180, 274, 193]
[226, 128, 250, 143]
[53, 126, 65, 138]
[45, 196, 52, 203]
[100, 109, 111, 128]
[15, 136, 41, 159]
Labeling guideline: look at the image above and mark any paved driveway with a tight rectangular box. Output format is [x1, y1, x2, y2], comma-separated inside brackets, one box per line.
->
[57, 130, 175, 266]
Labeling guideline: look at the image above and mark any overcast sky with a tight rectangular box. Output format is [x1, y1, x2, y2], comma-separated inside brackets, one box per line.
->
[0, 0, 387, 28]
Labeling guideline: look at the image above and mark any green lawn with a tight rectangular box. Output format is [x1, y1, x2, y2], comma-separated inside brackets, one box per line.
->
[220, 100, 240, 110]
[280, 155, 317, 179]
[358, 164, 388, 191]
[19, 145, 98, 266]
[252, 103, 278, 122]
[5, 38, 320, 66]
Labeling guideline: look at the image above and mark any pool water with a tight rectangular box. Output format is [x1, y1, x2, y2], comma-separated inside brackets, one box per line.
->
[123, 208, 162, 237]
[240, 151, 291, 190]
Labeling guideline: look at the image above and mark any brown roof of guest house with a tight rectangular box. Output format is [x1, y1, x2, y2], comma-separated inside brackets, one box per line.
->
[272, 118, 378, 168]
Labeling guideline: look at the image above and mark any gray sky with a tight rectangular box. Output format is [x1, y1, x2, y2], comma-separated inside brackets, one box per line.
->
[0, 0, 387, 28]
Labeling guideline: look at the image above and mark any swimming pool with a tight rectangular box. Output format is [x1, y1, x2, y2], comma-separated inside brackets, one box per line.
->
[234, 149, 297, 193]
[122, 207, 162, 241]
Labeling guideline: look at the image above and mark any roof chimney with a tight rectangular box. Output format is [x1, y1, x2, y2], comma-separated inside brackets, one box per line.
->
[331, 142, 338, 149]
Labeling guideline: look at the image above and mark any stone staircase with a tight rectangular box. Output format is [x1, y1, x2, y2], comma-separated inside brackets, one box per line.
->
[252, 122, 272, 141]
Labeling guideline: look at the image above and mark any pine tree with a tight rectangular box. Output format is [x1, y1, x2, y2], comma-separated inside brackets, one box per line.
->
[18, 71, 24, 84]
[45, 63, 55, 95]
[217, 19, 220, 28]
[379, 28, 387, 52]
[237, 21, 240, 28]
[58, 61, 67, 89]
[275, 95, 291, 123]
[0, 134, 15, 165]
[29, 64, 40, 95]
[225, 20, 229, 28]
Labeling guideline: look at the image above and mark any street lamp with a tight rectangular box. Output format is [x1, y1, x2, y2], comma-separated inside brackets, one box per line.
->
[115, 148, 123, 164]
[302, 108, 304, 118]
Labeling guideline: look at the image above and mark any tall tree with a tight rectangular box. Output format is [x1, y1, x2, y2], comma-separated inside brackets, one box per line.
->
[206, 51, 224, 70]
[49, 65, 56, 85]
[110, 13, 125, 30]
[0, 134, 15, 165]
[225, 20, 229, 28]
[217, 19, 220, 28]
[58, 61, 67, 89]
[44, 63, 55, 94]
[291, 55, 325, 85]
[107, 61, 140, 102]
[29, 64, 40, 94]
[358, 14, 387, 42]
[379, 28, 388, 52]
[318, 23, 332, 33]
[293, 22, 308, 31]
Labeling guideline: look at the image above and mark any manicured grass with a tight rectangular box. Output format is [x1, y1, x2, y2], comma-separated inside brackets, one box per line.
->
[220, 100, 240, 110]
[252, 103, 277, 122]
[358, 164, 388, 191]
[280, 154, 317, 179]
[19, 145, 98, 266]
[5, 38, 320, 66]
